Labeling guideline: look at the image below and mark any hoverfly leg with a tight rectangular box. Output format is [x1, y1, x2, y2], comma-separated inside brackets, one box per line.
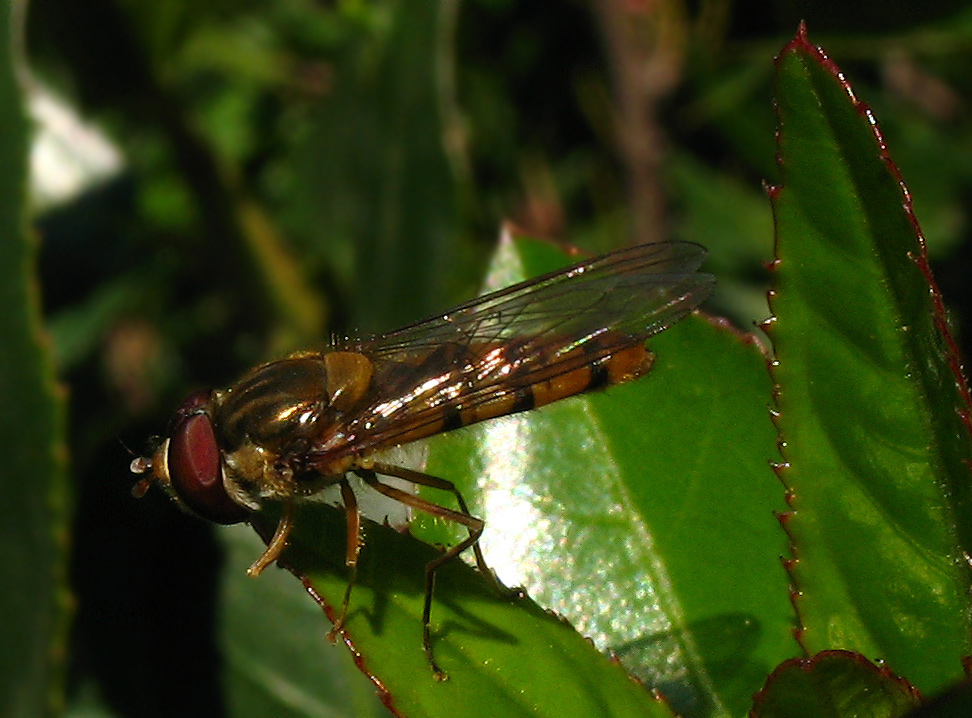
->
[327, 478, 361, 643]
[247, 501, 296, 577]
[368, 462, 517, 597]
[356, 466, 495, 681]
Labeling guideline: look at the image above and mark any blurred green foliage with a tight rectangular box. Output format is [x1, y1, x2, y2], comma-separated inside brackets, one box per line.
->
[8, 0, 972, 716]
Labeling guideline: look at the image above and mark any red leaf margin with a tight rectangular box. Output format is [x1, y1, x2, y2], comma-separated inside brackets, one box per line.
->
[763, 22, 972, 651]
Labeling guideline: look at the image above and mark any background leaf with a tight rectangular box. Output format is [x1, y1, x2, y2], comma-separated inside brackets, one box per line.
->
[0, 5, 70, 718]
[275, 0, 472, 333]
[769, 27, 972, 692]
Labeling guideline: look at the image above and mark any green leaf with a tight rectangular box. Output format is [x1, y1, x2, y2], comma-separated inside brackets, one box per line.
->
[751, 651, 919, 718]
[769, 26, 972, 692]
[251, 503, 675, 718]
[419, 236, 793, 717]
[0, 9, 71, 718]
[221, 527, 388, 718]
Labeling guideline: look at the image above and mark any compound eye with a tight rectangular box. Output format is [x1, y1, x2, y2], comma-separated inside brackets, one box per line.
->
[167, 393, 249, 525]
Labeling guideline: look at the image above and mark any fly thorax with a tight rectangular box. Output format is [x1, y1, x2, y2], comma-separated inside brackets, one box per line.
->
[321, 352, 373, 411]
[213, 357, 332, 452]
[207, 353, 376, 501]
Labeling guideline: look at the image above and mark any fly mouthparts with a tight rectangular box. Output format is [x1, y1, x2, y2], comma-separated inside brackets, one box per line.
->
[130, 457, 155, 498]
[130, 456, 152, 474]
[131, 478, 153, 499]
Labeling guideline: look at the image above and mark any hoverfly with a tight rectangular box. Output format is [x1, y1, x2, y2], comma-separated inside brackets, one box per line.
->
[131, 240, 715, 678]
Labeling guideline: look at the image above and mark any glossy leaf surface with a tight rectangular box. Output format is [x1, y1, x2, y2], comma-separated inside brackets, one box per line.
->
[252, 500, 675, 718]
[419, 237, 793, 718]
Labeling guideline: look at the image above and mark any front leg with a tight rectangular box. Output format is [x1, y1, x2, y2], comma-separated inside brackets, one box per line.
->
[247, 501, 296, 577]
[326, 478, 361, 641]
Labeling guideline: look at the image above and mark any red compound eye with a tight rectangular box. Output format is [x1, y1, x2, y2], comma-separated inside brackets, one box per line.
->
[167, 391, 249, 525]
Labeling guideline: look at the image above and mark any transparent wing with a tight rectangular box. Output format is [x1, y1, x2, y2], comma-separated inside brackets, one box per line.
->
[315, 241, 715, 462]
[358, 241, 712, 357]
